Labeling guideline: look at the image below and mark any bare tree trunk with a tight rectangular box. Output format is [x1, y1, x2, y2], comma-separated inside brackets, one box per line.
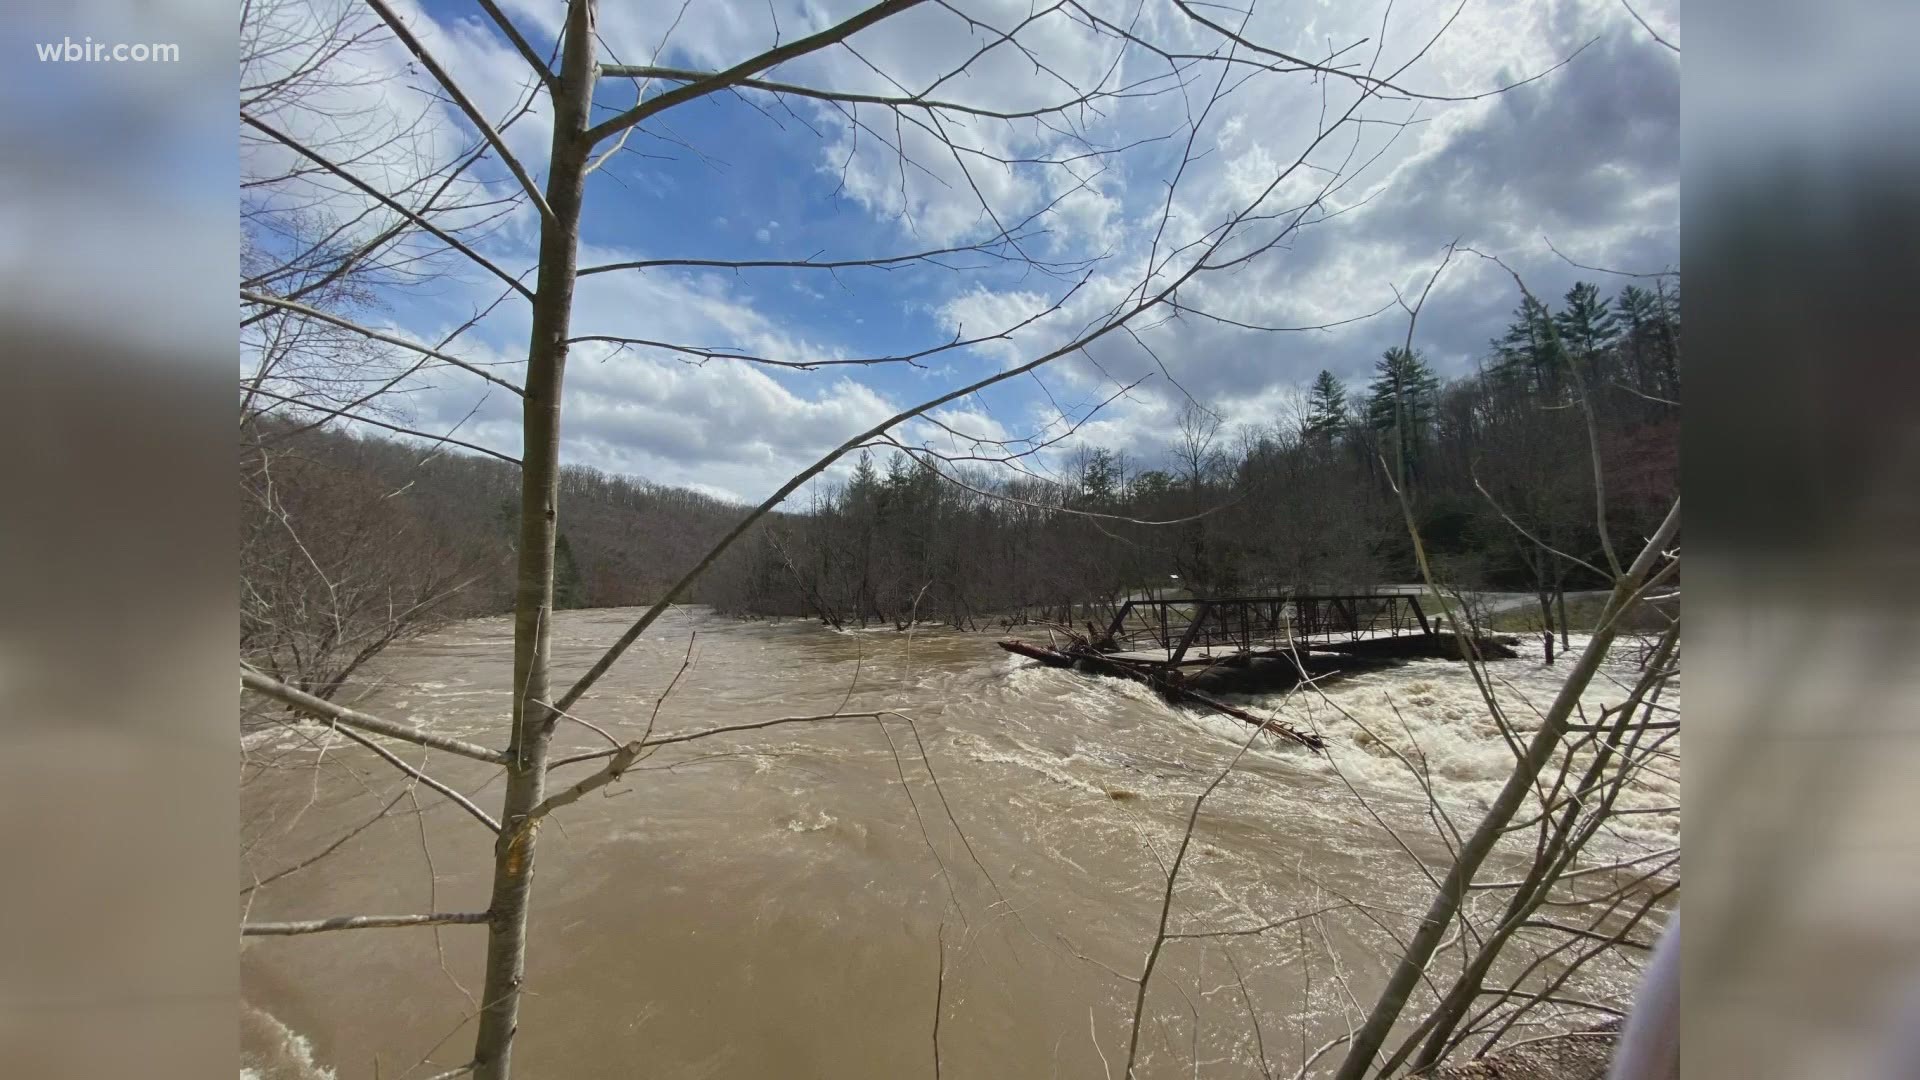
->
[473, 4, 597, 1077]
[1537, 591, 1555, 665]
[1401, 621, 1680, 1072]
[1524, 544, 1555, 664]
[1332, 499, 1678, 1080]
[1555, 574, 1571, 652]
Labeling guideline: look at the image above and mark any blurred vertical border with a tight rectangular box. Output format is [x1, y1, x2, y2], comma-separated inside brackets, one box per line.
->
[1687, 0, 1920, 1076]
[0, 1, 235, 1077]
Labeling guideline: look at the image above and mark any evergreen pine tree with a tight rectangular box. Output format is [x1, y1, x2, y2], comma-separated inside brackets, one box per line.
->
[1366, 348, 1439, 430]
[846, 449, 881, 513]
[1303, 369, 1349, 442]
[1484, 337, 1526, 394]
[1555, 281, 1619, 382]
[1615, 284, 1657, 328]
[1615, 285, 1660, 396]
[1496, 295, 1562, 399]
[552, 531, 587, 610]
[1366, 347, 1440, 486]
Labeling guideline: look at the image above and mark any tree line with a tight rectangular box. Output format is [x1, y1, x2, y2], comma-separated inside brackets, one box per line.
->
[707, 278, 1679, 641]
[244, 276, 1677, 684]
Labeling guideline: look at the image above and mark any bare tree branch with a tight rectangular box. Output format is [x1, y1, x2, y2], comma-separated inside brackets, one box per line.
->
[476, 0, 557, 88]
[241, 114, 535, 300]
[363, 0, 555, 223]
[243, 911, 491, 935]
[1124, 717, 1269, 1077]
[241, 291, 526, 396]
[597, 62, 1160, 121]
[532, 711, 884, 815]
[327, 723, 503, 832]
[242, 666, 511, 764]
[244, 385, 521, 464]
[1619, 0, 1679, 52]
[583, 0, 933, 144]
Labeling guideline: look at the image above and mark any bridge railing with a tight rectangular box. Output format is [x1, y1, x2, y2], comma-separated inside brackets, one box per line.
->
[1102, 593, 1432, 664]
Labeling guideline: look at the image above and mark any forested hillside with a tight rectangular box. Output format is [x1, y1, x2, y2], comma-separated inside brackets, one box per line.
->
[238, 418, 748, 697]
[240, 277, 1676, 691]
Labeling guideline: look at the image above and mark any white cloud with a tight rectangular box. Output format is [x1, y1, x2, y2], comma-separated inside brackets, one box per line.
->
[393, 236, 911, 499]
[557, 356, 898, 498]
[267, 0, 1678, 497]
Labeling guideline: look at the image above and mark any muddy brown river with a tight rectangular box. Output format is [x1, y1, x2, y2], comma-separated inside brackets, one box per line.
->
[240, 608, 1677, 1079]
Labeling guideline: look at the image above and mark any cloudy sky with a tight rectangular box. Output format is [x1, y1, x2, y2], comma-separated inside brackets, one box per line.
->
[247, 0, 1679, 502]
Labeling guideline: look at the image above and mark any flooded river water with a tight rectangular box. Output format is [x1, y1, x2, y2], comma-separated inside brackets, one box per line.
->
[240, 607, 1678, 1079]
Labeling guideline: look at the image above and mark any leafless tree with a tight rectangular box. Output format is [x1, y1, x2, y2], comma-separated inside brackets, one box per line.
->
[239, 425, 492, 701]
[239, 0, 526, 703]
[1327, 250, 1680, 1080]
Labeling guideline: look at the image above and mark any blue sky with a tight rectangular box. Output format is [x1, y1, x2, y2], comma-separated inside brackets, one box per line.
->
[244, 0, 1680, 502]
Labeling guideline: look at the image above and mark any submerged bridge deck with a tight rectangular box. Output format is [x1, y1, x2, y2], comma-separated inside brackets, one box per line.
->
[1099, 593, 1434, 668]
[997, 592, 1497, 752]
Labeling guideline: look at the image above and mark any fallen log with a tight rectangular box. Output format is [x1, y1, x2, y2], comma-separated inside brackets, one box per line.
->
[998, 638, 1078, 668]
[1164, 679, 1327, 752]
[998, 638, 1326, 752]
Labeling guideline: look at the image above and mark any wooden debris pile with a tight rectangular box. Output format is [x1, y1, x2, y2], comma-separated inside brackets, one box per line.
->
[998, 634, 1327, 752]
